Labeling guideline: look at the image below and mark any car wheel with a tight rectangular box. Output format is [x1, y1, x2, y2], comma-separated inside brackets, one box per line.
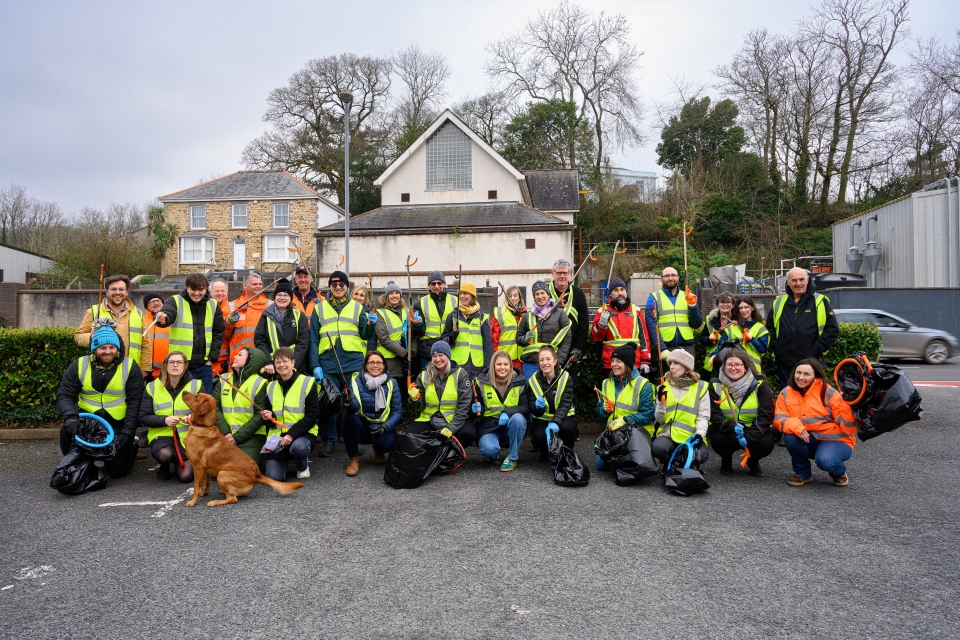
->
[924, 339, 950, 364]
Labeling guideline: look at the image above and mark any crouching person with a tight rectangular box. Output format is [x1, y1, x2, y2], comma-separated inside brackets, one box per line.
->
[56, 326, 145, 479]
[261, 347, 319, 481]
[343, 351, 402, 476]
[140, 351, 202, 482]
[407, 341, 474, 447]
[595, 342, 655, 471]
[471, 351, 528, 472]
[652, 349, 710, 467]
[526, 345, 578, 462]
[214, 346, 269, 467]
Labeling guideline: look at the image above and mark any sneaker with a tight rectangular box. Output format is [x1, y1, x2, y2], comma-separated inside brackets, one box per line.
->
[373, 452, 387, 465]
[832, 474, 849, 487]
[297, 467, 311, 479]
[500, 458, 517, 472]
[720, 458, 733, 475]
[787, 475, 813, 487]
[318, 442, 334, 458]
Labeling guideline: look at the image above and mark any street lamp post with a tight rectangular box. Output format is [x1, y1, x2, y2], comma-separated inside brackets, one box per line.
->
[339, 89, 353, 279]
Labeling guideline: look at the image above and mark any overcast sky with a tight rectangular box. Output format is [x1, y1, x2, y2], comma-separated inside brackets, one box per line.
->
[1, 0, 957, 215]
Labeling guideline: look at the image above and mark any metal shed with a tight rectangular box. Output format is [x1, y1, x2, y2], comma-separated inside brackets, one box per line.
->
[0, 243, 54, 283]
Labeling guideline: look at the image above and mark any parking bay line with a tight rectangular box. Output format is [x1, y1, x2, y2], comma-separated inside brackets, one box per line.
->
[99, 488, 194, 518]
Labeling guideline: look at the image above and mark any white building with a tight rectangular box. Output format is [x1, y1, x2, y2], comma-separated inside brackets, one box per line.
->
[0, 243, 54, 283]
[604, 167, 658, 203]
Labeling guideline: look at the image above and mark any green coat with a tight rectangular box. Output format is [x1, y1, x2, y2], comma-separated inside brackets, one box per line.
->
[214, 346, 269, 465]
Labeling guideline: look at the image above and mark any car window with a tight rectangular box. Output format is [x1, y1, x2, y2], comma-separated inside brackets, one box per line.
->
[836, 312, 869, 324]
[870, 313, 907, 328]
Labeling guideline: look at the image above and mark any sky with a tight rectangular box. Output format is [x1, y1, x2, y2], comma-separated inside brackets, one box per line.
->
[1, 0, 957, 215]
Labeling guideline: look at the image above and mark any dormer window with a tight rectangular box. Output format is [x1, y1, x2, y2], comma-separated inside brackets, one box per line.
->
[426, 121, 471, 191]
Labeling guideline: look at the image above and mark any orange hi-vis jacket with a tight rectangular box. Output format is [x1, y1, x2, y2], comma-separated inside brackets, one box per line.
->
[773, 379, 858, 449]
[218, 293, 268, 373]
[144, 310, 169, 377]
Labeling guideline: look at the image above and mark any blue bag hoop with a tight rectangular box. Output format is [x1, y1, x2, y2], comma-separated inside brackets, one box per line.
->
[75, 412, 115, 448]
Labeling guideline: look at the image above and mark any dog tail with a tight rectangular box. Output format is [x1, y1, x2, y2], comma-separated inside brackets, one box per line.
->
[255, 475, 304, 495]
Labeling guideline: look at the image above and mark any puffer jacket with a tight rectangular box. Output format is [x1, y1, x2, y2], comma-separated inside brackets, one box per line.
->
[157, 289, 226, 368]
[773, 378, 857, 449]
[254, 303, 309, 373]
[214, 346, 269, 462]
[516, 305, 571, 365]
[347, 371, 403, 431]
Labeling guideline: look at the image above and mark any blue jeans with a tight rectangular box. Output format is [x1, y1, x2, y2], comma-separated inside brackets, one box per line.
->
[477, 414, 527, 461]
[264, 436, 312, 481]
[189, 363, 213, 395]
[783, 433, 853, 479]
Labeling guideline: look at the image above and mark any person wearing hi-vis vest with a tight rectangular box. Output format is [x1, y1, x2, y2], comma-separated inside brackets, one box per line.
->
[308, 270, 376, 458]
[139, 351, 202, 483]
[707, 346, 775, 477]
[595, 342, 655, 471]
[469, 351, 529, 472]
[491, 285, 526, 370]
[527, 345, 578, 462]
[440, 281, 493, 380]
[261, 348, 320, 481]
[644, 267, 703, 363]
[516, 281, 571, 380]
[154, 272, 225, 396]
[700, 291, 736, 373]
[214, 346, 269, 466]
[254, 278, 309, 374]
[56, 326, 145, 480]
[342, 352, 403, 475]
[142, 293, 168, 379]
[374, 281, 423, 401]
[715, 296, 770, 372]
[74, 274, 153, 377]
[590, 278, 652, 379]
[651, 348, 711, 467]
[413, 270, 458, 369]
[407, 341, 475, 447]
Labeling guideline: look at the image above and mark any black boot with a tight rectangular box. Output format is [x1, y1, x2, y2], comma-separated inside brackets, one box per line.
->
[720, 457, 733, 475]
[747, 458, 763, 477]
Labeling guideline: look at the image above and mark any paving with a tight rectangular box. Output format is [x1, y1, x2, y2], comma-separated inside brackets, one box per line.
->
[0, 387, 958, 639]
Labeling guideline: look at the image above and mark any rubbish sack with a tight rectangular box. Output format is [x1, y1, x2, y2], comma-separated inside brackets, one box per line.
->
[834, 354, 923, 440]
[548, 435, 590, 487]
[316, 378, 343, 426]
[594, 427, 631, 462]
[383, 430, 466, 489]
[431, 435, 466, 476]
[73, 414, 117, 460]
[610, 427, 658, 486]
[663, 436, 709, 496]
[50, 449, 108, 495]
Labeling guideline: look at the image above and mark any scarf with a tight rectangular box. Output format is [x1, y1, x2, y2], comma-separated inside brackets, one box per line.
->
[329, 293, 349, 307]
[532, 299, 555, 319]
[666, 370, 700, 390]
[363, 371, 389, 411]
[718, 369, 755, 405]
[492, 367, 515, 398]
[459, 301, 480, 317]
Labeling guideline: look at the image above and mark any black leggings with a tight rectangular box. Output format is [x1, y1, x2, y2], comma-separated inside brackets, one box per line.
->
[529, 417, 579, 452]
[710, 428, 776, 462]
[406, 420, 477, 448]
[153, 446, 195, 482]
[652, 435, 709, 466]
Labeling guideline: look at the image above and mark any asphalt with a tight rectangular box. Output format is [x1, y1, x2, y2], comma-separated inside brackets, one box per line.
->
[885, 356, 960, 382]
[1, 387, 958, 639]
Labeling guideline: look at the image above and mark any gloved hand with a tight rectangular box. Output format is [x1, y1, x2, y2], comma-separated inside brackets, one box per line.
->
[412, 310, 423, 324]
[568, 348, 583, 363]
[734, 424, 747, 448]
[524, 330, 536, 344]
[742, 328, 751, 342]
[408, 385, 421, 402]
[609, 417, 626, 431]
[370, 424, 388, 437]
[312, 366, 324, 382]
[62, 419, 79, 439]
[498, 412, 509, 427]
[603, 398, 615, 414]
[115, 433, 129, 450]
[535, 396, 547, 410]
[710, 330, 720, 344]
[340, 388, 351, 408]
[440, 427, 453, 439]
[367, 312, 378, 326]
[660, 349, 670, 361]
[546, 422, 560, 445]
[471, 402, 482, 414]
[598, 309, 612, 329]
[225, 311, 240, 327]
[639, 364, 650, 375]
[685, 287, 697, 306]
[657, 384, 667, 403]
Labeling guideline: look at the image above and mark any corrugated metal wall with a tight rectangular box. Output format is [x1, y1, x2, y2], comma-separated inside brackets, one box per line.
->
[0, 246, 53, 283]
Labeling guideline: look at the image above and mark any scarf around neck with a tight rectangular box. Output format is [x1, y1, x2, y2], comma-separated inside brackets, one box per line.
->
[718, 369, 755, 404]
[459, 301, 480, 317]
[533, 299, 555, 319]
[363, 371, 389, 411]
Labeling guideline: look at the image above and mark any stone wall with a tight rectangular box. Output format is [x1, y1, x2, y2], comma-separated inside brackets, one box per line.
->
[18, 289, 167, 329]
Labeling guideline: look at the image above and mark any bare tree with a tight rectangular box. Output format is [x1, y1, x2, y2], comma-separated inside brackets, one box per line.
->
[393, 45, 451, 133]
[0, 183, 68, 255]
[452, 90, 513, 147]
[485, 0, 645, 169]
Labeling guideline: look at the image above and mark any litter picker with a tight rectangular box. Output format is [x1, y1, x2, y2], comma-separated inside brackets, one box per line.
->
[217, 374, 286, 431]
[571, 245, 598, 284]
[405, 255, 418, 390]
[95, 264, 105, 323]
[606, 240, 621, 296]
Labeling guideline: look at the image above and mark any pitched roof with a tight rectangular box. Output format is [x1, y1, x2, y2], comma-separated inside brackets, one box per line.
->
[523, 170, 581, 211]
[159, 171, 320, 202]
[316, 202, 568, 235]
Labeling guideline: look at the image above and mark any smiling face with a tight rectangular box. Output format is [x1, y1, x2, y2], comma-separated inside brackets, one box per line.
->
[352, 288, 366, 305]
[329, 280, 348, 298]
[365, 355, 386, 377]
[95, 344, 118, 365]
[538, 349, 556, 375]
[231, 348, 248, 370]
[738, 302, 754, 320]
[429, 279, 446, 294]
[787, 268, 808, 297]
[717, 298, 734, 316]
[187, 286, 206, 303]
[106, 281, 127, 306]
[493, 355, 512, 379]
[146, 298, 163, 314]
[459, 291, 474, 307]
[611, 357, 627, 377]
[295, 271, 312, 290]
[794, 364, 815, 389]
[723, 356, 746, 381]
[533, 289, 550, 306]
[551, 266, 570, 291]
[244, 275, 263, 299]
[209, 281, 228, 303]
[661, 268, 680, 291]
[508, 289, 522, 308]
[387, 290, 401, 306]
[431, 352, 449, 371]
[274, 355, 295, 379]
[274, 291, 291, 310]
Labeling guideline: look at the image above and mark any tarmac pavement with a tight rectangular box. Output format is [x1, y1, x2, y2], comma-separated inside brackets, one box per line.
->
[1, 387, 958, 639]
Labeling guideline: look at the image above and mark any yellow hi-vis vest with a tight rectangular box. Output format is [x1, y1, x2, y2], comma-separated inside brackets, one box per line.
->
[266, 373, 318, 438]
[89, 304, 144, 364]
[376, 307, 407, 360]
[477, 378, 522, 418]
[527, 371, 575, 420]
[314, 299, 364, 354]
[145, 378, 203, 443]
[168, 296, 217, 362]
[712, 380, 762, 428]
[77, 356, 135, 420]
[660, 381, 708, 444]
[602, 375, 654, 437]
[219, 372, 268, 435]
[350, 371, 394, 425]
[266, 309, 303, 356]
[520, 311, 570, 359]
[725, 321, 769, 369]
[450, 312, 487, 367]
[548, 281, 578, 324]
[771, 293, 829, 338]
[652, 289, 695, 342]
[419, 293, 458, 340]
[702, 316, 735, 373]
[493, 307, 520, 360]
[414, 368, 464, 423]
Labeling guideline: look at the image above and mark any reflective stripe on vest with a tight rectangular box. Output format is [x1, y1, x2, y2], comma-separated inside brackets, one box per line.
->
[145, 378, 203, 443]
[450, 313, 486, 367]
[493, 307, 520, 360]
[266, 309, 303, 356]
[548, 281, 577, 324]
[314, 299, 364, 354]
[712, 380, 762, 427]
[90, 304, 143, 364]
[77, 357, 134, 420]
[521, 311, 570, 358]
[220, 373, 267, 435]
[771, 293, 828, 339]
[376, 307, 407, 360]
[606, 305, 642, 349]
[350, 372, 394, 425]
[168, 296, 216, 362]
[528, 371, 575, 420]
[652, 290, 694, 342]
[419, 294, 457, 340]
[478, 379, 522, 418]
[415, 368, 463, 423]
[603, 375, 654, 436]
[725, 321, 769, 368]
[662, 381, 708, 444]
[266, 374, 317, 437]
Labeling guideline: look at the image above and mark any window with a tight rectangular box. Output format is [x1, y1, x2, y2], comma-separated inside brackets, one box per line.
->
[180, 237, 214, 264]
[274, 203, 290, 227]
[232, 204, 248, 228]
[190, 205, 206, 229]
[488, 190, 497, 200]
[264, 234, 297, 262]
[525, 238, 536, 249]
[401, 193, 410, 202]
[425, 121, 472, 190]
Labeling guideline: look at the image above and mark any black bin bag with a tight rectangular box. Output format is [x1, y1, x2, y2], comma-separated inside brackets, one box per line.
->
[548, 434, 590, 487]
[50, 416, 115, 495]
[835, 353, 923, 441]
[594, 427, 657, 485]
[384, 430, 466, 489]
[663, 436, 709, 496]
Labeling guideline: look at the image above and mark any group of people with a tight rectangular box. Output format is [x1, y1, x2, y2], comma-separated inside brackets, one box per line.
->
[57, 258, 857, 491]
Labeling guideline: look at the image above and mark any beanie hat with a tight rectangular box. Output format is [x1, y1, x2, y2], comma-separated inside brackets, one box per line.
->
[328, 270, 349, 287]
[90, 326, 122, 352]
[460, 282, 477, 298]
[608, 278, 627, 294]
[430, 340, 452, 359]
[667, 348, 695, 372]
[384, 280, 402, 296]
[611, 342, 637, 369]
[532, 281, 549, 295]
[428, 270, 446, 285]
[273, 278, 293, 298]
[142, 292, 162, 307]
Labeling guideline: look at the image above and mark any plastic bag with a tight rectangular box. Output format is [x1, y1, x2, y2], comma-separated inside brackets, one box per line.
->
[834, 354, 923, 441]
[50, 449, 108, 495]
[610, 427, 658, 486]
[431, 435, 466, 476]
[74, 415, 117, 460]
[663, 437, 709, 496]
[594, 428, 631, 462]
[548, 435, 590, 487]
[383, 430, 466, 489]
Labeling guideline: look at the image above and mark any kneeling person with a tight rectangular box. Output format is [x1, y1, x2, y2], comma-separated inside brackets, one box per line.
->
[471, 351, 528, 472]
[652, 349, 710, 467]
[527, 345, 578, 462]
[214, 346, 269, 466]
[343, 351, 403, 476]
[261, 347, 319, 481]
[407, 341, 474, 446]
[595, 342, 655, 471]
[140, 351, 203, 482]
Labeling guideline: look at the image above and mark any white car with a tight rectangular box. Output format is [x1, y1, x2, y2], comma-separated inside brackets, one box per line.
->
[834, 309, 960, 364]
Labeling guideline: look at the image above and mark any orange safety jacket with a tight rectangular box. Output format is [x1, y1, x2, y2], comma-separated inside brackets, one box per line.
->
[218, 293, 268, 374]
[773, 379, 858, 449]
[144, 310, 169, 377]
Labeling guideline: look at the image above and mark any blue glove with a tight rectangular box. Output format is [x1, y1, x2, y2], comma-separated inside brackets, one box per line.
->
[412, 310, 422, 323]
[312, 366, 324, 382]
[471, 402, 481, 414]
[498, 412, 509, 426]
[367, 312, 378, 325]
[535, 397, 547, 410]
[546, 422, 560, 446]
[735, 423, 747, 448]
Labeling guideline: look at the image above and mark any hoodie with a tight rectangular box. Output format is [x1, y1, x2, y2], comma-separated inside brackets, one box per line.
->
[764, 278, 840, 367]
[214, 346, 269, 455]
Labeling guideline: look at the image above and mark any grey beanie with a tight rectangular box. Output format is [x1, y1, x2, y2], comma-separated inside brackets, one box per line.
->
[431, 341, 452, 358]
[428, 270, 446, 285]
[384, 280, 402, 295]
[532, 281, 549, 294]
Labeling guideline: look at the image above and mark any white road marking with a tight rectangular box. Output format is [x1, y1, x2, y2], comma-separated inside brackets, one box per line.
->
[151, 488, 194, 518]
[15, 566, 54, 580]
[1, 585, 13, 591]
[98, 488, 194, 518]
[511, 605, 530, 615]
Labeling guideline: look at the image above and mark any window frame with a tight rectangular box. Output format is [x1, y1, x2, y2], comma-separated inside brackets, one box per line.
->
[262, 233, 297, 263]
[425, 121, 472, 191]
[180, 236, 214, 265]
[273, 203, 290, 228]
[190, 204, 207, 230]
[232, 203, 248, 229]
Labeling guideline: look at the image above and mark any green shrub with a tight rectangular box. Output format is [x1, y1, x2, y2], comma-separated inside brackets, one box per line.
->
[824, 322, 882, 373]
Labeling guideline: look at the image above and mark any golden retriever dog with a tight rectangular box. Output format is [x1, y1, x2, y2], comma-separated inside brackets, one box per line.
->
[182, 391, 303, 507]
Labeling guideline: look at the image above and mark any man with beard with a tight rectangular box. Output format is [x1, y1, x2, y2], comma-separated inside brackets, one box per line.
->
[590, 278, 652, 379]
[74, 274, 153, 378]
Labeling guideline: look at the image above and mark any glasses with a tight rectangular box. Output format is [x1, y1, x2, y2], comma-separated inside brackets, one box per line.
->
[553, 271, 570, 277]
[367, 361, 384, 367]
[429, 282, 445, 287]
[726, 363, 745, 369]
[330, 282, 347, 288]
[168, 360, 186, 367]
[107, 287, 126, 293]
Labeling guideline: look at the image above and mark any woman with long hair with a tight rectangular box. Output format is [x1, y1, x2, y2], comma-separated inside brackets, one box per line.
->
[407, 341, 475, 447]
[517, 281, 571, 379]
[375, 281, 423, 393]
[652, 349, 711, 468]
[526, 345, 578, 462]
[491, 285, 526, 370]
[718, 295, 770, 370]
[701, 291, 736, 373]
[471, 350, 528, 472]
[139, 351, 202, 482]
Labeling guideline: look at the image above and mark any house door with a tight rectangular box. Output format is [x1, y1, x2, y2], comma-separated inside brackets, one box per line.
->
[233, 241, 246, 270]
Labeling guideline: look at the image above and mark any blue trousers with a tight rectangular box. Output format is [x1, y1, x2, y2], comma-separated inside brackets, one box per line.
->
[784, 433, 853, 479]
[264, 436, 312, 481]
[477, 414, 527, 461]
[521, 362, 540, 380]
[320, 370, 348, 445]
[189, 363, 213, 395]
[340, 413, 397, 457]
